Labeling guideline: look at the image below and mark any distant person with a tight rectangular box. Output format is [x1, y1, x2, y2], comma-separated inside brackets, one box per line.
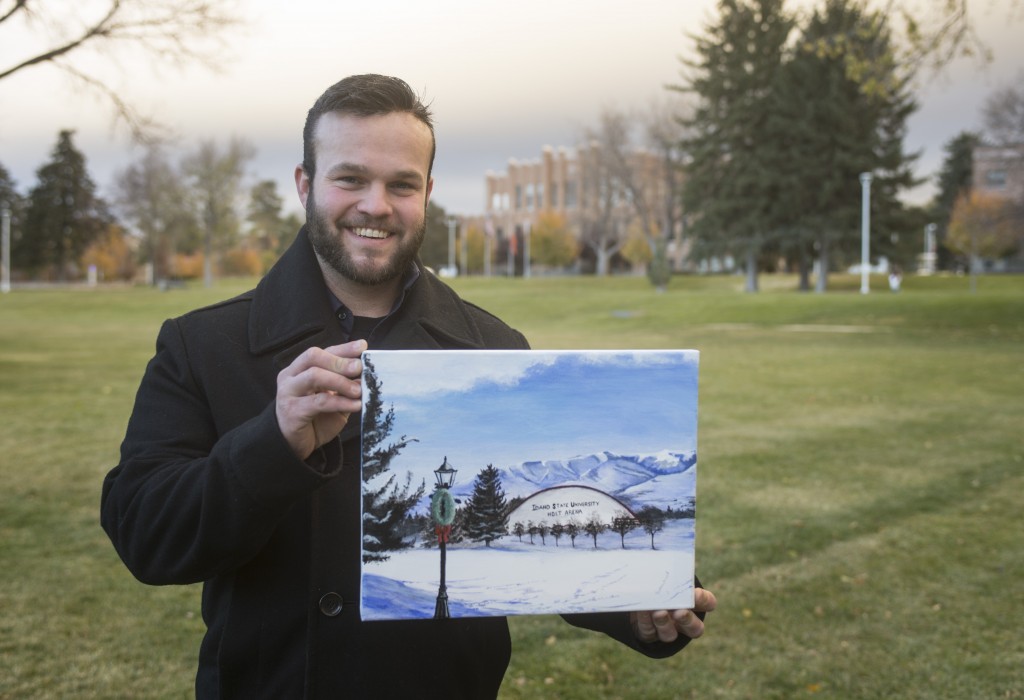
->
[889, 265, 902, 293]
[100, 74, 716, 699]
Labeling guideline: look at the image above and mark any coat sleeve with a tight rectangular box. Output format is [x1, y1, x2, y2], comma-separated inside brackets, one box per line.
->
[100, 318, 340, 586]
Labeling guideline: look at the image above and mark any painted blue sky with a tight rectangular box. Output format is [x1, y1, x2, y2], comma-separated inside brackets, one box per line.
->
[363, 350, 698, 489]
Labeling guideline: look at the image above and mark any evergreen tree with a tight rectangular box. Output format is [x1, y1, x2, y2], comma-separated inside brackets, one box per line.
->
[420, 201, 451, 272]
[679, 0, 795, 292]
[931, 131, 981, 269]
[462, 464, 509, 547]
[766, 0, 919, 291]
[361, 357, 426, 563]
[18, 131, 111, 279]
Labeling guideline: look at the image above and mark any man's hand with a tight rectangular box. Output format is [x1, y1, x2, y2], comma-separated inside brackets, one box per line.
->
[275, 340, 367, 461]
[630, 587, 717, 644]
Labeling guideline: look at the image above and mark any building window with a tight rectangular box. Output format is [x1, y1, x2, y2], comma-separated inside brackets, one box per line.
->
[565, 181, 578, 208]
[525, 184, 534, 210]
[515, 185, 522, 210]
[985, 169, 1007, 188]
[550, 183, 559, 208]
[536, 184, 544, 210]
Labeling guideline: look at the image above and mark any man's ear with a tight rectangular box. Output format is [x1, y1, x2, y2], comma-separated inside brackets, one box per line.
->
[425, 177, 434, 207]
[295, 164, 310, 208]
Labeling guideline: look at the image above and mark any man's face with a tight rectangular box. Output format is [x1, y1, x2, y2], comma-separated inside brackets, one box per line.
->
[296, 111, 434, 287]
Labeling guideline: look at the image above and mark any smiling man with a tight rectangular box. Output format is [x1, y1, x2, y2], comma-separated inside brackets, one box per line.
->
[101, 74, 715, 700]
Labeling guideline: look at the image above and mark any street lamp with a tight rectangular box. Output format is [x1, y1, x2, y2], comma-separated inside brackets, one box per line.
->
[859, 172, 873, 294]
[1, 203, 10, 294]
[431, 456, 458, 619]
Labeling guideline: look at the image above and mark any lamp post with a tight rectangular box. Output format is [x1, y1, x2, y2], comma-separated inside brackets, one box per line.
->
[1, 203, 10, 294]
[432, 456, 457, 619]
[859, 172, 873, 294]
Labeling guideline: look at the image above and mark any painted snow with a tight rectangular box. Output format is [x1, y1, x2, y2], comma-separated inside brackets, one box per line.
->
[359, 349, 699, 621]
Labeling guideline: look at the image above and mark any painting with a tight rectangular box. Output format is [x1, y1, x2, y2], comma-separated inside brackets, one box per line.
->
[359, 349, 699, 621]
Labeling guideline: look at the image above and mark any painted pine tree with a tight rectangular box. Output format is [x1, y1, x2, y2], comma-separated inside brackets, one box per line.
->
[462, 464, 509, 547]
[361, 356, 425, 563]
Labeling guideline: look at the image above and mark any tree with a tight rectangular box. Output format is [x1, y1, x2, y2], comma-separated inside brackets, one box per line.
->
[929, 131, 980, 269]
[530, 211, 579, 269]
[679, 0, 795, 292]
[565, 519, 581, 549]
[0, 1, 241, 142]
[181, 137, 255, 287]
[536, 521, 549, 546]
[420, 200, 450, 271]
[610, 514, 639, 549]
[17, 130, 111, 279]
[115, 144, 198, 281]
[579, 107, 679, 285]
[550, 522, 565, 547]
[636, 506, 666, 550]
[982, 81, 1024, 148]
[575, 126, 632, 276]
[980, 81, 1024, 227]
[512, 522, 525, 543]
[583, 515, 606, 549]
[247, 179, 300, 271]
[766, 0, 920, 291]
[81, 222, 135, 280]
[360, 356, 426, 563]
[461, 464, 509, 547]
[947, 192, 1020, 265]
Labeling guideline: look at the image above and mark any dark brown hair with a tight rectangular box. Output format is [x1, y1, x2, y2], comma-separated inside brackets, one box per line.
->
[302, 74, 435, 180]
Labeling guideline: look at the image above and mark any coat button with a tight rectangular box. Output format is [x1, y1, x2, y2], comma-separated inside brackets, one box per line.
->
[319, 592, 343, 617]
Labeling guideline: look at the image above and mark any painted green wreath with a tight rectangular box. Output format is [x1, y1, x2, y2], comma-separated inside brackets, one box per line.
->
[430, 488, 456, 526]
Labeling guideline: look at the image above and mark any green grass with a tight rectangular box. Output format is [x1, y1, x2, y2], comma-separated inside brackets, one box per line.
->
[1, 273, 1022, 699]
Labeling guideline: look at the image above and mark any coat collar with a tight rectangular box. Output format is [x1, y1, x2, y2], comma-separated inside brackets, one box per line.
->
[248, 228, 489, 365]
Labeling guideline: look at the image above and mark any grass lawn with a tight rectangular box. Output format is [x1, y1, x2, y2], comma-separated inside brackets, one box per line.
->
[1, 272, 1021, 699]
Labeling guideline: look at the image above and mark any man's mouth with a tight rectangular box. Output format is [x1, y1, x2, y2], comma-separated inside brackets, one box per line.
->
[352, 227, 392, 240]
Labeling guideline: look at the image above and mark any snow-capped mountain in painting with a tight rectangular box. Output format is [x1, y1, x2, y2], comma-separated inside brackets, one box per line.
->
[449, 449, 696, 508]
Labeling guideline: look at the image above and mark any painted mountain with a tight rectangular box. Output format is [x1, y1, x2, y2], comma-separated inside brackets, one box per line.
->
[445, 449, 696, 510]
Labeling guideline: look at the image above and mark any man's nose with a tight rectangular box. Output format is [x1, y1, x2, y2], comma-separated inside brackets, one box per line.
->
[357, 182, 392, 218]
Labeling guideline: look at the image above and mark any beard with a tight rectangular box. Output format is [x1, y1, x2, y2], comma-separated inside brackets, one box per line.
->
[305, 188, 425, 287]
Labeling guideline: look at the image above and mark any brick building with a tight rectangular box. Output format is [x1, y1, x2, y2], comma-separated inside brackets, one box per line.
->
[479, 144, 690, 274]
[972, 144, 1024, 269]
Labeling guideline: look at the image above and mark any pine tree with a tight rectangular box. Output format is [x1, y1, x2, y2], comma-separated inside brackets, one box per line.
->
[680, 0, 795, 292]
[931, 131, 981, 268]
[361, 357, 425, 563]
[766, 0, 920, 291]
[462, 464, 509, 547]
[18, 131, 110, 279]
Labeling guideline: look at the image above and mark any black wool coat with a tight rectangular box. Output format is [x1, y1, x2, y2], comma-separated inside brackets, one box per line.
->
[101, 229, 691, 699]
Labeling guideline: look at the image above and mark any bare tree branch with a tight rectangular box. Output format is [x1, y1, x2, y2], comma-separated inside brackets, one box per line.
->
[0, 0, 243, 141]
[0, 0, 30, 26]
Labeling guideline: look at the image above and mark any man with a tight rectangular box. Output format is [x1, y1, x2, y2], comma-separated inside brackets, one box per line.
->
[101, 74, 716, 699]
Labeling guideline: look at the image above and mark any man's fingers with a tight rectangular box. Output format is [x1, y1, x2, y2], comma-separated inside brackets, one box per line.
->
[694, 587, 718, 613]
[671, 608, 704, 639]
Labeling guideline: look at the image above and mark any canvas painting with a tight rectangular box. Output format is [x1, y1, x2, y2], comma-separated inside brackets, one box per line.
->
[359, 349, 699, 621]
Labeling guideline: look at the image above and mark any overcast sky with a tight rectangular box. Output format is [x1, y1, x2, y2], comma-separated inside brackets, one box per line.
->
[1, 0, 1022, 217]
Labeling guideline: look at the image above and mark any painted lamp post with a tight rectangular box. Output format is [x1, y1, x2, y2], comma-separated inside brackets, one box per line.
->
[432, 456, 458, 619]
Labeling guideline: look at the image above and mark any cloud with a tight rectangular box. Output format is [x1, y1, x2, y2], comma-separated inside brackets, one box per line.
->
[364, 350, 560, 398]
